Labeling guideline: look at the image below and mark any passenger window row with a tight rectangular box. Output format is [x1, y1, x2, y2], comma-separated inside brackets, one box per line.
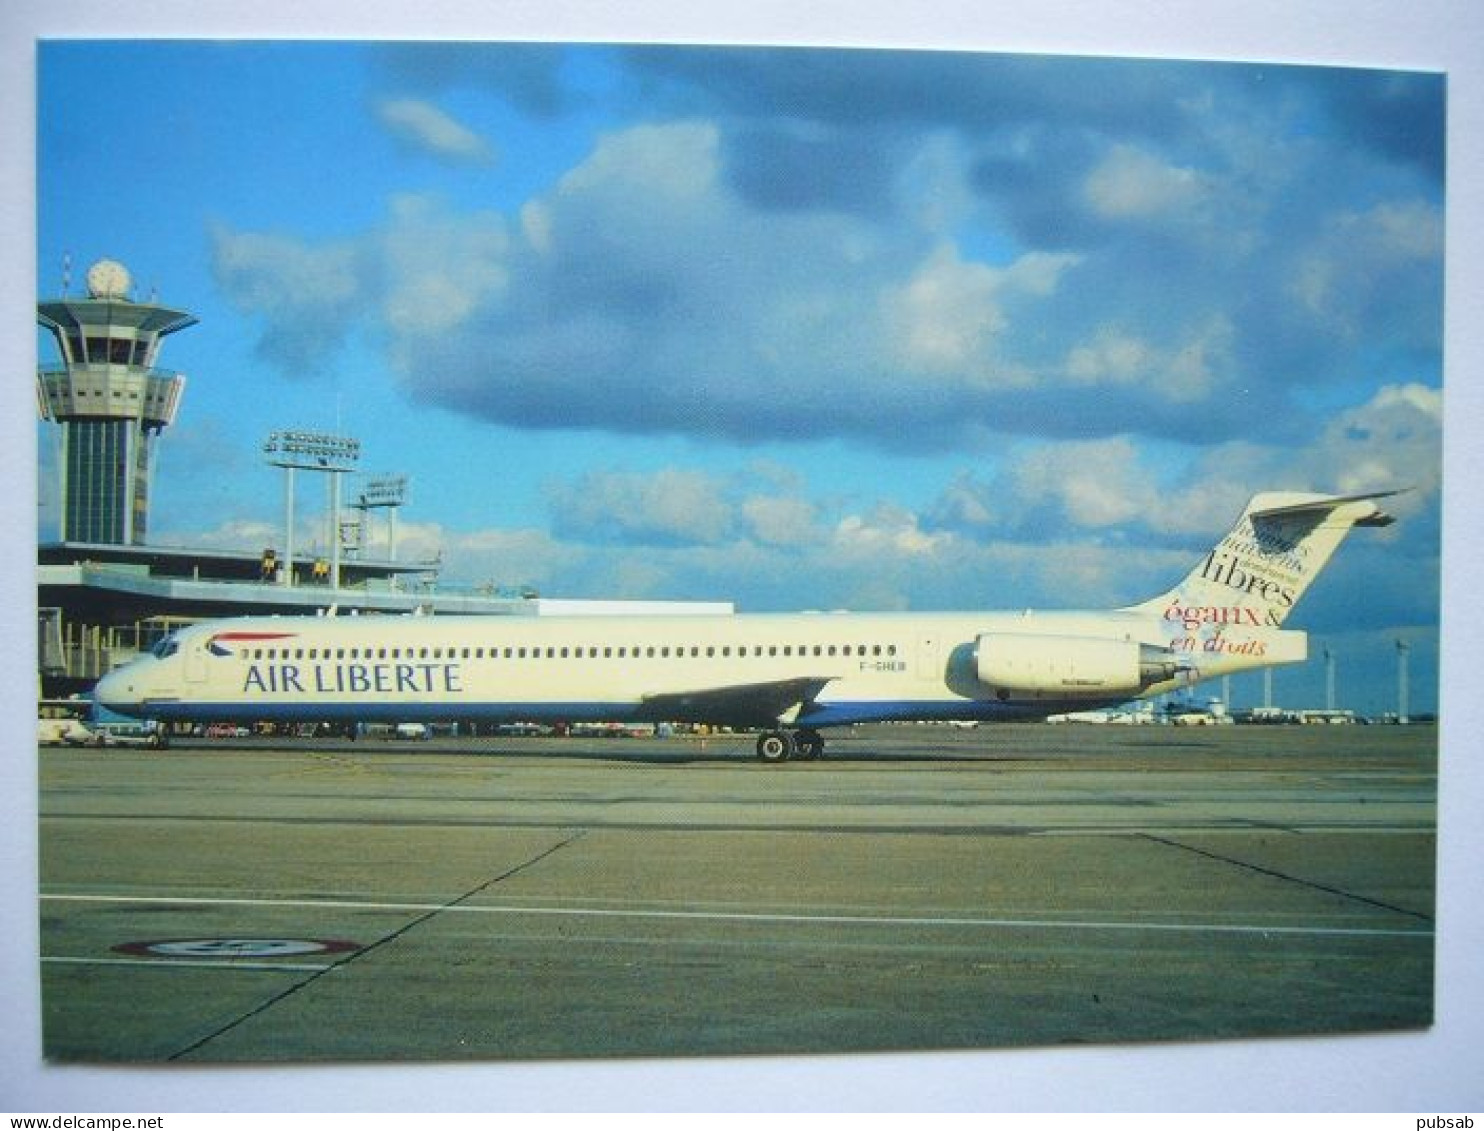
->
[243, 642, 902, 662]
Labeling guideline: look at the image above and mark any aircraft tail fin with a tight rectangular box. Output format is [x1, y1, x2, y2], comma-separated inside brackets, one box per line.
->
[1127, 489, 1400, 628]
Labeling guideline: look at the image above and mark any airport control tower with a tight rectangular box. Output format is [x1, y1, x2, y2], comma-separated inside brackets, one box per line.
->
[37, 259, 197, 544]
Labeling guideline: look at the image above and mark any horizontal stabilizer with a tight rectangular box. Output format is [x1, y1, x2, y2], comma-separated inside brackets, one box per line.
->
[1249, 488, 1404, 527]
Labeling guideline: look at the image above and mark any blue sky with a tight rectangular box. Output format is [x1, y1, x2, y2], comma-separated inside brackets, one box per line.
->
[35, 40, 1445, 714]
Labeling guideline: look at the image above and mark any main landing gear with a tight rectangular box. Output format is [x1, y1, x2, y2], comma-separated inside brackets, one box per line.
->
[755, 728, 825, 763]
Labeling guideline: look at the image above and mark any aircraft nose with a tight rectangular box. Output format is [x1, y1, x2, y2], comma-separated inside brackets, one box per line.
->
[94, 666, 142, 716]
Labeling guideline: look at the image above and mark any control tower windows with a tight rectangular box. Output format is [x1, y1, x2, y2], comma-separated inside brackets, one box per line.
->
[81, 337, 141, 365]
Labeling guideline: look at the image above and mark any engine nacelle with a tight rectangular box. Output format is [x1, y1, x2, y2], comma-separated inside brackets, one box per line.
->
[974, 633, 1180, 698]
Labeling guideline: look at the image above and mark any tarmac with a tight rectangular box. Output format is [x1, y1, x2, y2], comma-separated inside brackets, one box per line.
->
[37, 722, 1436, 1064]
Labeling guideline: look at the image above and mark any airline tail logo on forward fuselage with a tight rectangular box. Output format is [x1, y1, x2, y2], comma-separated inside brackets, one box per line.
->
[207, 631, 298, 657]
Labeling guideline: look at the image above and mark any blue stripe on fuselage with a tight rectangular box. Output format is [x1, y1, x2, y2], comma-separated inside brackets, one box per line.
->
[136, 696, 1127, 727]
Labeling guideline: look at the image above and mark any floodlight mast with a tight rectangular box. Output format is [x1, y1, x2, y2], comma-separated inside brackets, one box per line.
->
[1396, 639, 1411, 724]
[263, 430, 362, 589]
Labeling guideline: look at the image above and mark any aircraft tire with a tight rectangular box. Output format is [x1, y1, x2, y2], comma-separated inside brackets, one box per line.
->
[794, 729, 825, 760]
[756, 731, 794, 763]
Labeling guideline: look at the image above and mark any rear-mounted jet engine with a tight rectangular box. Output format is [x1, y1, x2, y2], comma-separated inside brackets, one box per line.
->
[974, 633, 1181, 699]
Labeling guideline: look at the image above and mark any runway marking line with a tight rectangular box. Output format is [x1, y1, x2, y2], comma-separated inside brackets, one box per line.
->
[160, 829, 588, 1061]
[41, 891, 1432, 939]
[42, 955, 332, 972]
[1138, 831, 1434, 923]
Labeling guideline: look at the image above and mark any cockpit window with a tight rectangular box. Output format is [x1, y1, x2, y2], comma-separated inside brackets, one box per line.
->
[151, 636, 180, 659]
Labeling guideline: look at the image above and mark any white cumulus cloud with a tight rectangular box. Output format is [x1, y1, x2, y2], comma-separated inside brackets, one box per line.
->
[375, 98, 495, 165]
[883, 244, 1079, 383]
[1083, 144, 1208, 220]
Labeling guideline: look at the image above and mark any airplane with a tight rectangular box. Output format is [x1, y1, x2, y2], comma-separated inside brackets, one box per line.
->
[94, 490, 1397, 761]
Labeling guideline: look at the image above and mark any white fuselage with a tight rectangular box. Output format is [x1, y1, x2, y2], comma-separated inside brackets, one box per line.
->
[94, 607, 1305, 730]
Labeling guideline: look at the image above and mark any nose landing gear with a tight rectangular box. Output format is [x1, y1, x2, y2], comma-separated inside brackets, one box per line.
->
[754, 728, 825, 763]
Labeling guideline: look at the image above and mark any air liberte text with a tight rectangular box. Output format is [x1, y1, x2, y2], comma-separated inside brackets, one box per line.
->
[243, 662, 464, 695]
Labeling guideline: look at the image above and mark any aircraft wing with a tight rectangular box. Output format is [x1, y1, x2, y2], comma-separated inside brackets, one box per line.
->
[639, 676, 834, 729]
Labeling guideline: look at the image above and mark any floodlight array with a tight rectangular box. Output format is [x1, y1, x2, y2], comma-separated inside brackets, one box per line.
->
[263, 429, 361, 471]
[357, 473, 409, 508]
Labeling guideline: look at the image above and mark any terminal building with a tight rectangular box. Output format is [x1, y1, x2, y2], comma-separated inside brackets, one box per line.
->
[37, 259, 730, 700]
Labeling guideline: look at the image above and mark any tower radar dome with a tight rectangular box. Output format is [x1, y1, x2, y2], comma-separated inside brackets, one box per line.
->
[85, 258, 132, 300]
